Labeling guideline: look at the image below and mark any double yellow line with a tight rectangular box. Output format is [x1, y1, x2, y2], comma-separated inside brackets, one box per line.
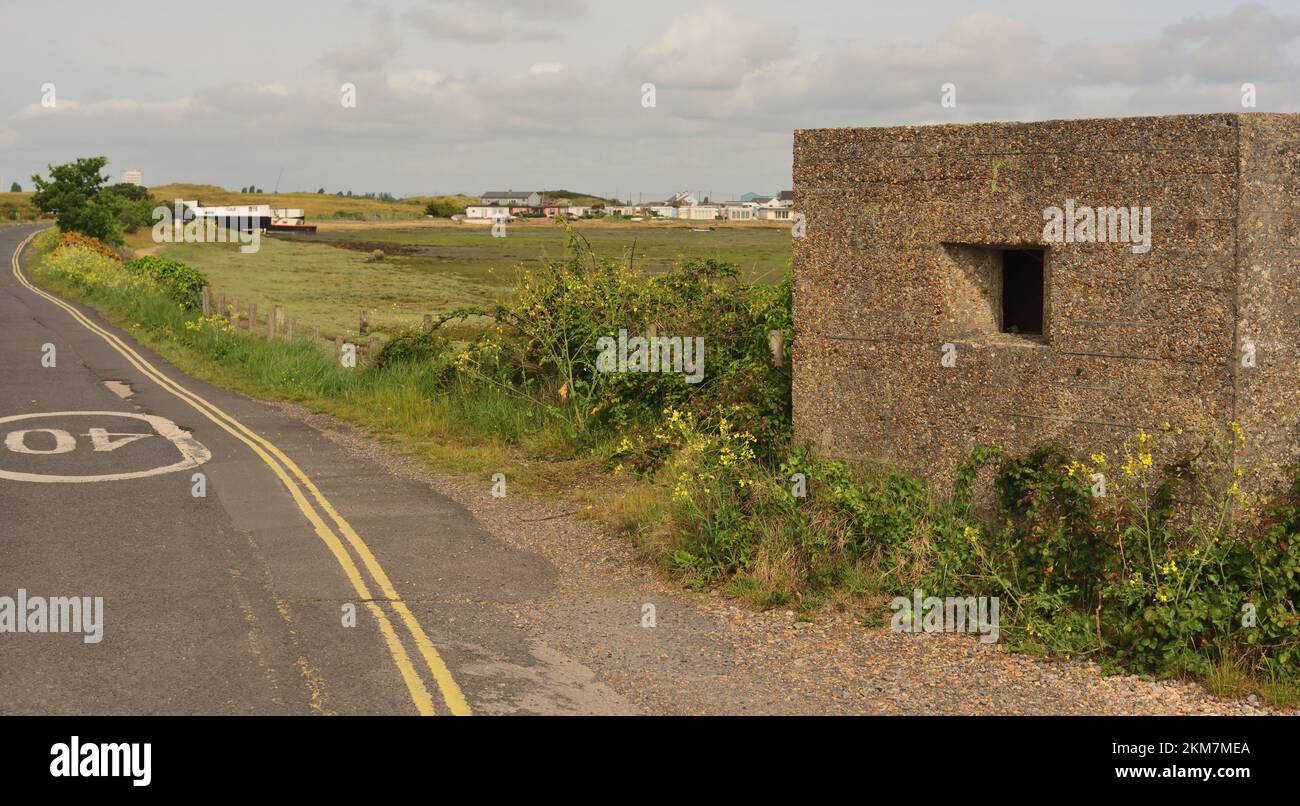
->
[11, 229, 471, 716]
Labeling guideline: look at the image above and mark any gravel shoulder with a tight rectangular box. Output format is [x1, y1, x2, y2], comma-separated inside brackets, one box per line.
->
[276, 402, 1283, 716]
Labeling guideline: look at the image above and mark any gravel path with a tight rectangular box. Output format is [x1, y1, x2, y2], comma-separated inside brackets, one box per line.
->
[278, 403, 1282, 716]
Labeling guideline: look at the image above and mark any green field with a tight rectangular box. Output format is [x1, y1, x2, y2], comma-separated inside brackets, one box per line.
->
[150, 222, 792, 340]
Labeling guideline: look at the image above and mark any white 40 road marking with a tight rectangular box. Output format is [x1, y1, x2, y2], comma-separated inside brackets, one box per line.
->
[6, 428, 151, 454]
[0, 411, 210, 483]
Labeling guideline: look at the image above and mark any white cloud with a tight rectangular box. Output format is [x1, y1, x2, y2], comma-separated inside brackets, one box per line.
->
[317, 6, 400, 74]
[623, 5, 795, 90]
[387, 70, 446, 94]
[5, 2, 1300, 198]
[404, 7, 565, 43]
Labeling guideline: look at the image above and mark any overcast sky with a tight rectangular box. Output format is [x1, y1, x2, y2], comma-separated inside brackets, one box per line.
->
[2, 1, 1298, 201]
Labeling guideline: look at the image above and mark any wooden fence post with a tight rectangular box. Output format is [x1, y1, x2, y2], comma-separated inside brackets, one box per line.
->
[267, 311, 276, 340]
[215, 291, 226, 319]
[285, 318, 295, 340]
[334, 336, 343, 365]
[248, 304, 257, 333]
[312, 325, 320, 348]
[201, 286, 211, 316]
[422, 314, 433, 334]
[368, 335, 379, 359]
[359, 310, 369, 335]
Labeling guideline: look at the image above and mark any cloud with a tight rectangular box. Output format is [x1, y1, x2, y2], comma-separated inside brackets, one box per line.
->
[6, 2, 1300, 198]
[316, 6, 400, 74]
[1164, 1, 1300, 82]
[418, 0, 589, 20]
[403, 0, 585, 44]
[624, 5, 795, 90]
[386, 70, 446, 94]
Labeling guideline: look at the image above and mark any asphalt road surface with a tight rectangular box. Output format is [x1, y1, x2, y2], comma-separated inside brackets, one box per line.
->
[0, 224, 631, 715]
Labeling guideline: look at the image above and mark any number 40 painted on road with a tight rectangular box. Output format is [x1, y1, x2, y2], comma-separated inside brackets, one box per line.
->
[4, 427, 152, 455]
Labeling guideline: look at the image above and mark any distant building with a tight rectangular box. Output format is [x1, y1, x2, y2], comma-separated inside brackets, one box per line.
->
[121, 170, 143, 186]
[755, 191, 795, 221]
[480, 190, 541, 206]
[685, 204, 722, 221]
[465, 204, 513, 220]
[180, 200, 271, 231]
[723, 202, 755, 221]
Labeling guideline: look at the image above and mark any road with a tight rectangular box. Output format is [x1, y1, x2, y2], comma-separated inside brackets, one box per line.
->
[0, 224, 632, 715]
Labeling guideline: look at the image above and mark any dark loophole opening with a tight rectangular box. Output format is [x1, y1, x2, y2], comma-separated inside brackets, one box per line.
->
[1001, 249, 1044, 335]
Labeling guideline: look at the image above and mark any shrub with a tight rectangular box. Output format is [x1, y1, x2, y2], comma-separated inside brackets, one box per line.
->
[55, 231, 121, 261]
[479, 226, 790, 452]
[373, 328, 452, 373]
[122, 256, 207, 310]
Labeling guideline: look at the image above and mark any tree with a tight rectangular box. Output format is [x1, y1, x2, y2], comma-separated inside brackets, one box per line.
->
[30, 156, 124, 245]
[102, 184, 155, 234]
[317, 188, 325, 194]
[9, 181, 20, 192]
[103, 182, 150, 202]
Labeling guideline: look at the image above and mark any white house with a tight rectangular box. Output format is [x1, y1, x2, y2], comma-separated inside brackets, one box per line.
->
[755, 190, 794, 221]
[646, 203, 678, 219]
[685, 204, 722, 221]
[465, 204, 514, 220]
[723, 202, 755, 221]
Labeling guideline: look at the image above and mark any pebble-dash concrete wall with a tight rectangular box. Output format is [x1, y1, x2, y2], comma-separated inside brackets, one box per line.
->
[792, 113, 1299, 492]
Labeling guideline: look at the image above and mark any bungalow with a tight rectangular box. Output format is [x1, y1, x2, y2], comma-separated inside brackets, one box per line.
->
[645, 203, 678, 219]
[755, 206, 793, 221]
[466, 204, 513, 220]
[723, 202, 755, 221]
[684, 204, 722, 221]
[755, 190, 795, 221]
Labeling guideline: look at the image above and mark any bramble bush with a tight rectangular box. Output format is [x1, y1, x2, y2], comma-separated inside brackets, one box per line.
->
[435, 225, 791, 455]
[122, 256, 207, 310]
